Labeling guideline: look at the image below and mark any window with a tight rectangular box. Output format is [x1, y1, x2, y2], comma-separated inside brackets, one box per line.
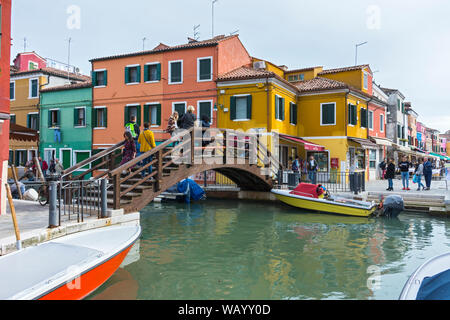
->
[275, 96, 285, 121]
[169, 60, 183, 84]
[363, 72, 369, 90]
[289, 102, 297, 125]
[10, 82, 15, 100]
[144, 63, 161, 82]
[197, 57, 212, 82]
[360, 108, 368, 128]
[230, 95, 252, 121]
[380, 114, 384, 132]
[321, 103, 336, 126]
[29, 79, 39, 98]
[48, 110, 60, 128]
[369, 149, 377, 169]
[348, 104, 357, 125]
[288, 75, 298, 82]
[74, 107, 86, 127]
[29, 61, 38, 70]
[8, 150, 14, 166]
[299, 74, 304, 81]
[15, 150, 27, 167]
[93, 70, 107, 87]
[144, 104, 161, 126]
[397, 99, 401, 111]
[125, 65, 141, 84]
[198, 101, 213, 124]
[173, 102, 187, 117]
[10, 114, 16, 124]
[93, 107, 107, 128]
[397, 124, 401, 138]
[368, 110, 373, 130]
[124, 105, 141, 126]
[27, 113, 39, 130]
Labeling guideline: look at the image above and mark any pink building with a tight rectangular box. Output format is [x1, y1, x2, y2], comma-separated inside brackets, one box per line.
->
[13, 52, 47, 71]
[416, 122, 426, 151]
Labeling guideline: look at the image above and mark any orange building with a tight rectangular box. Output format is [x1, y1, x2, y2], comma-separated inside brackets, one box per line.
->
[90, 35, 252, 150]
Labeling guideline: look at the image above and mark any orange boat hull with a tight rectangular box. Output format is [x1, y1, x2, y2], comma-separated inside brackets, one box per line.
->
[39, 244, 133, 300]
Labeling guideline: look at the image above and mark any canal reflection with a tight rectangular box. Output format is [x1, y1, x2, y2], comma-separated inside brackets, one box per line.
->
[90, 201, 450, 300]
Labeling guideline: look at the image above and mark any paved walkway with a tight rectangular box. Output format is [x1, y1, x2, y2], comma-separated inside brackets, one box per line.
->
[363, 178, 449, 197]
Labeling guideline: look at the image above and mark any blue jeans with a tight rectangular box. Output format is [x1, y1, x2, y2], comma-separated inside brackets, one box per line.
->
[401, 171, 409, 188]
[308, 171, 317, 185]
[141, 155, 153, 177]
[388, 178, 393, 189]
[416, 174, 425, 190]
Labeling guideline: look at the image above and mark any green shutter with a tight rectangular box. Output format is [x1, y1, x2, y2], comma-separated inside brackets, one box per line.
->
[57, 110, 61, 126]
[104, 70, 107, 86]
[290, 103, 297, 125]
[137, 66, 141, 83]
[246, 95, 252, 120]
[157, 104, 161, 126]
[144, 65, 149, 82]
[125, 67, 129, 84]
[230, 96, 237, 120]
[103, 108, 108, 128]
[144, 105, 149, 123]
[27, 114, 31, 128]
[48, 110, 52, 127]
[281, 98, 285, 120]
[74, 108, 78, 126]
[92, 71, 97, 87]
[137, 105, 142, 126]
[156, 63, 161, 81]
[275, 97, 279, 120]
[92, 108, 98, 128]
[124, 106, 130, 126]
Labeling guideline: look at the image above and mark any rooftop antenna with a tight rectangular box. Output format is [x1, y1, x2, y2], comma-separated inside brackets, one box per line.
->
[355, 41, 368, 66]
[212, 0, 219, 38]
[194, 24, 200, 41]
[142, 37, 147, 51]
[23, 37, 27, 52]
[67, 37, 72, 81]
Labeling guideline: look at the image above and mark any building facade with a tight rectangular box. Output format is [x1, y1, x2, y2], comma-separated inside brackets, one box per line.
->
[0, 0, 12, 214]
[39, 82, 93, 176]
[90, 35, 252, 151]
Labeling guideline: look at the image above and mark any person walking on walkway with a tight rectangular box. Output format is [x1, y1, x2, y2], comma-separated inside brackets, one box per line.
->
[120, 131, 137, 174]
[385, 158, 396, 191]
[379, 159, 387, 180]
[423, 157, 433, 190]
[307, 155, 318, 185]
[415, 158, 426, 191]
[399, 156, 411, 190]
[138, 122, 156, 178]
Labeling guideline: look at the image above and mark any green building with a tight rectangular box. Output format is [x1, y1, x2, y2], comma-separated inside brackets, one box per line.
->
[39, 82, 92, 177]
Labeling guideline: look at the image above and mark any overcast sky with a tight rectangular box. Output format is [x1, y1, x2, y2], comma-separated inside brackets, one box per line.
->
[11, 0, 450, 133]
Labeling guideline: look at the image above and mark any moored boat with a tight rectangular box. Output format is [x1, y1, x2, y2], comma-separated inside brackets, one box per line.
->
[0, 225, 141, 300]
[399, 252, 450, 300]
[271, 183, 377, 217]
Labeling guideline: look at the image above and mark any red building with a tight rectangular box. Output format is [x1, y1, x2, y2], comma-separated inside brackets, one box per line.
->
[0, 0, 12, 215]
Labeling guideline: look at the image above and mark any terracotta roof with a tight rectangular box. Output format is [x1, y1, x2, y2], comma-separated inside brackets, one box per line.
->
[90, 35, 239, 62]
[11, 66, 90, 82]
[9, 123, 39, 142]
[294, 77, 349, 92]
[217, 66, 275, 81]
[40, 81, 92, 93]
[318, 64, 370, 75]
[285, 66, 323, 74]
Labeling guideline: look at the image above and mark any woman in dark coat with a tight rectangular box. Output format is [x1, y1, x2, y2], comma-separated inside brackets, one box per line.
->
[385, 158, 396, 191]
[120, 131, 137, 174]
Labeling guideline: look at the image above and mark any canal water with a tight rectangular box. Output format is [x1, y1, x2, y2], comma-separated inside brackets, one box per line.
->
[89, 200, 450, 300]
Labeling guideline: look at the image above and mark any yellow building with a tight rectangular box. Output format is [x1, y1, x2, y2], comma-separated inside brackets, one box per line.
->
[216, 62, 325, 170]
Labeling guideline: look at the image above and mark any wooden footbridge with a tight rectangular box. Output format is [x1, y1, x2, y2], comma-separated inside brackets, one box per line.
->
[61, 128, 279, 213]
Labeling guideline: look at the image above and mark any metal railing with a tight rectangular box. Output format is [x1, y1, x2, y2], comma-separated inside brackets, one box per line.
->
[276, 170, 366, 194]
[48, 178, 109, 228]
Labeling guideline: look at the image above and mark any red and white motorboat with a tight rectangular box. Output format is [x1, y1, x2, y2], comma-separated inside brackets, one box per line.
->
[0, 225, 141, 300]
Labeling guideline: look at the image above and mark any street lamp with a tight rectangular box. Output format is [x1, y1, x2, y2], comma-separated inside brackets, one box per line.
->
[355, 41, 368, 66]
[212, 0, 219, 38]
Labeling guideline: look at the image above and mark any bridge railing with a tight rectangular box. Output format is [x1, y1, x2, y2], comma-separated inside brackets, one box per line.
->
[108, 127, 279, 209]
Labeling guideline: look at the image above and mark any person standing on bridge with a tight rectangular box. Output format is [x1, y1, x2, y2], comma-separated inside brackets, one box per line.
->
[125, 115, 141, 153]
[166, 111, 179, 147]
[120, 131, 137, 174]
[178, 105, 196, 130]
[138, 122, 156, 178]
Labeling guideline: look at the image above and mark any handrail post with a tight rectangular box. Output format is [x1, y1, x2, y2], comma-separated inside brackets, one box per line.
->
[190, 129, 195, 166]
[223, 130, 227, 165]
[48, 181, 59, 228]
[100, 178, 108, 218]
[156, 150, 163, 192]
[113, 174, 120, 210]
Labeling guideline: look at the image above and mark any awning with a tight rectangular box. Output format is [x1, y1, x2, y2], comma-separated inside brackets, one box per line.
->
[370, 137, 393, 147]
[393, 143, 412, 153]
[279, 134, 325, 151]
[348, 137, 378, 149]
[430, 152, 447, 160]
[9, 123, 39, 142]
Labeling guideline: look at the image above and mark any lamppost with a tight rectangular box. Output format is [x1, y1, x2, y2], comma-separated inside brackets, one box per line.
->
[212, 0, 219, 38]
[355, 41, 368, 65]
